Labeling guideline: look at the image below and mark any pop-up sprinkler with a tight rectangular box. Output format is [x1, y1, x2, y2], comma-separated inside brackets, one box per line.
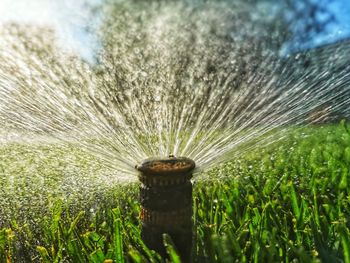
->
[136, 155, 195, 262]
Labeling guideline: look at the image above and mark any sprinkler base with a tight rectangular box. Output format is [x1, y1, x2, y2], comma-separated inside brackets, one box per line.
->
[136, 156, 195, 262]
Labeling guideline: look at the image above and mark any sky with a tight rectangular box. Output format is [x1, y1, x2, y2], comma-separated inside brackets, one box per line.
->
[0, 0, 100, 62]
[281, 0, 350, 54]
[0, 0, 350, 59]
[316, 0, 350, 46]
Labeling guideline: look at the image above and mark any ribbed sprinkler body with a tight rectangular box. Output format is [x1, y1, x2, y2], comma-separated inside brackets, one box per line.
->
[136, 156, 195, 262]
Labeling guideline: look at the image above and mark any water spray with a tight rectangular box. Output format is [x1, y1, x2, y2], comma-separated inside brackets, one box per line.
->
[136, 156, 195, 262]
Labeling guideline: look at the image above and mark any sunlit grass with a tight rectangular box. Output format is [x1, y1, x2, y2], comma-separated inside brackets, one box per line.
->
[1, 122, 350, 262]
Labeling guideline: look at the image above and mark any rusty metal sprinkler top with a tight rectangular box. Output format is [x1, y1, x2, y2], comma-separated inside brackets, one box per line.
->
[136, 156, 195, 187]
[136, 155, 195, 175]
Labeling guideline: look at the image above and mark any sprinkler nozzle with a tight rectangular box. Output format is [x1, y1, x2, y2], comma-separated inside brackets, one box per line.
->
[136, 156, 195, 185]
[136, 156, 195, 262]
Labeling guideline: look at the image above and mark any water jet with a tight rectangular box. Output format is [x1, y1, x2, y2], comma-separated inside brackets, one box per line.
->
[136, 156, 195, 262]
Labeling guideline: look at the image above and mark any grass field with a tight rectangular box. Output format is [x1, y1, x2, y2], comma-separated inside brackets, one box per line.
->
[1, 122, 350, 262]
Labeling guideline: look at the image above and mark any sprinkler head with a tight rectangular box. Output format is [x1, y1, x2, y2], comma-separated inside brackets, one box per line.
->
[136, 155, 195, 262]
[136, 156, 195, 186]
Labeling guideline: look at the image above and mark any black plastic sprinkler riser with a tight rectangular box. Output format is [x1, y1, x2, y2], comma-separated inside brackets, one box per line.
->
[136, 156, 195, 263]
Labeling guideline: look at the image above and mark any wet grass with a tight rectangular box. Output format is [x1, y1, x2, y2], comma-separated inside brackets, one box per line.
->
[1, 122, 350, 262]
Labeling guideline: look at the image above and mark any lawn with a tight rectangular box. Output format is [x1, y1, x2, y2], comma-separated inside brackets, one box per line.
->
[1, 122, 350, 262]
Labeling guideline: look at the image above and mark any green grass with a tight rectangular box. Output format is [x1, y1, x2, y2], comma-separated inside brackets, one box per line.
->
[1, 122, 350, 262]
